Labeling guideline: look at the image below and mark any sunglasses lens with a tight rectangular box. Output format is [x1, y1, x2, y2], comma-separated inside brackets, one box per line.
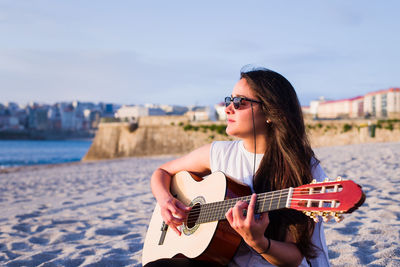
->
[233, 97, 241, 109]
[225, 97, 243, 109]
[224, 97, 231, 107]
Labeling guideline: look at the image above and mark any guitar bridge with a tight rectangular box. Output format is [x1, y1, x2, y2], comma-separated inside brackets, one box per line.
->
[158, 222, 168, 245]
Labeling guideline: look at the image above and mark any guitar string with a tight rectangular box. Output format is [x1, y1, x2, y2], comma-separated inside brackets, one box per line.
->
[189, 199, 288, 224]
[190, 196, 288, 224]
[185, 189, 328, 221]
[187, 192, 291, 224]
[187, 199, 339, 225]
[185, 190, 339, 224]
[192, 199, 339, 225]
[190, 190, 290, 217]
[185, 188, 337, 220]
[183, 183, 344, 224]
[185, 186, 328, 218]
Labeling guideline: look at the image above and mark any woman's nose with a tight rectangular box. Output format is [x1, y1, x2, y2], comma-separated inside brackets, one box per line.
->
[225, 103, 234, 114]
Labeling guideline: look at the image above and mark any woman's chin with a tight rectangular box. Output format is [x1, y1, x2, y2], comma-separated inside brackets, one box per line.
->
[225, 127, 239, 138]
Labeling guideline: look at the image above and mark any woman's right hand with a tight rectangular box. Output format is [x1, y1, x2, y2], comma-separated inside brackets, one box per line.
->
[158, 195, 191, 235]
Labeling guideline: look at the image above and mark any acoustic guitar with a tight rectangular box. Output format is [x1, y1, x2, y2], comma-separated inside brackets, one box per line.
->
[142, 171, 365, 265]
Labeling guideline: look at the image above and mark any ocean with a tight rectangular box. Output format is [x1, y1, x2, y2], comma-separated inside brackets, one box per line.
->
[0, 140, 92, 168]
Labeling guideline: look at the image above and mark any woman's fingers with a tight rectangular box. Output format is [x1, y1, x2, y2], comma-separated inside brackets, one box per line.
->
[246, 193, 257, 224]
[232, 200, 248, 220]
[160, 198, 191, 235]
[225, 208, 233, 224]
[167, 200, 188, 219]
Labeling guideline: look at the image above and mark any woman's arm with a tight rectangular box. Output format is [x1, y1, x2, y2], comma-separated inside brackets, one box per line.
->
[226, 194, 303, 267]
[150, 143, 212, 235]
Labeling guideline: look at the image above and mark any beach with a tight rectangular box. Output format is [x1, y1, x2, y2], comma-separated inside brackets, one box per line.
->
[0, 142, 399, 266]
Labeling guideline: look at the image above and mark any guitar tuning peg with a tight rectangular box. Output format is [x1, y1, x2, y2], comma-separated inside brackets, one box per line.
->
[334, 214, 344, 222]
[322, 212, 334, 222]
[336, 176, 342, 181]
[313, 216, 320, 223]
[311, 179, 317, 184]
[324, 177, 330, 182]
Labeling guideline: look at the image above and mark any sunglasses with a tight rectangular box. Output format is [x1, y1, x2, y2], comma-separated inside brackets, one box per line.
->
[224, 96, 262, 109]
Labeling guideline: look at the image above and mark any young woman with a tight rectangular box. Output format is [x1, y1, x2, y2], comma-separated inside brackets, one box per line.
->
[146, 66, 330, 267]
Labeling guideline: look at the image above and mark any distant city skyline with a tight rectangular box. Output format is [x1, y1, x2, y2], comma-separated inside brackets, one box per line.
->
[1, 1, 399, 106]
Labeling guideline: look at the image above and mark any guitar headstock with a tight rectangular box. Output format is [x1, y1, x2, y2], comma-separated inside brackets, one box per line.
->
[290, 177, 366, 223]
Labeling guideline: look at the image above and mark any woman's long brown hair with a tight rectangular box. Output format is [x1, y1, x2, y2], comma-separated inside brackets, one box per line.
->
[241, 69, 319, 259]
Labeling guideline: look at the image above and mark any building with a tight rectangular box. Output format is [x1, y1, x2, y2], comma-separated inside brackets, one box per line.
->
[317, 96, 364, 119]
[309, 97, 328, 119]
[159, 105, 188, 115]
[363, 88, 400, 118]
[185, 106, 210, 121]
[115, 106, 147, 122]
[214, 103, 227, 121]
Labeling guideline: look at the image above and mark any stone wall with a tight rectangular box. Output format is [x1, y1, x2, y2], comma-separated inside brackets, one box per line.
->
[82, 116, 230, 161]
[82, 117, 400, 160]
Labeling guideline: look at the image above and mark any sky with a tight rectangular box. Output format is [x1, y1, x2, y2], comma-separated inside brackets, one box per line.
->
[0, 1, 399, 107]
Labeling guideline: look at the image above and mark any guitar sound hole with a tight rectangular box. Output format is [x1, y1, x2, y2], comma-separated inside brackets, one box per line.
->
[187, 203, 201, 229]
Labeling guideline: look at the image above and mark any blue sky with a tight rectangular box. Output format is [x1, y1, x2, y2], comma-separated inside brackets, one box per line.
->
[1, 1, 399, 106]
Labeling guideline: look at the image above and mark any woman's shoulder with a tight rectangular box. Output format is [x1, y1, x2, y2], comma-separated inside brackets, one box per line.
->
[211, 140, 241, 151]
[310, 157, 327, 182]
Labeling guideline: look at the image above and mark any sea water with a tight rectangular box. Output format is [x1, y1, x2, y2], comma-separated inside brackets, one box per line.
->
[0, 140, 92, 168]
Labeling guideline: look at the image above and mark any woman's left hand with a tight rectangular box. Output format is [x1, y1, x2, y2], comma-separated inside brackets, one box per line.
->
[225, 193, 270, 249]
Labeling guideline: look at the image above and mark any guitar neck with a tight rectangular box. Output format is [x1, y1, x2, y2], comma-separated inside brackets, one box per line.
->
[194, 188, 293, 224]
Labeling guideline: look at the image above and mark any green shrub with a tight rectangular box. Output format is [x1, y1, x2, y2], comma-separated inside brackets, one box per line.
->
[343, 123, 352, 133]
[183, 124, 193, 131]
[385, 123, 394, 131]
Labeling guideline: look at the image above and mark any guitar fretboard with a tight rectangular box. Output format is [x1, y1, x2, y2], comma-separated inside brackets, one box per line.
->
[187, 188, 293, 225]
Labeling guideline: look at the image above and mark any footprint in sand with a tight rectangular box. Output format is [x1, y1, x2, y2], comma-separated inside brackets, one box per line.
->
[5, 252, 60, 266]
[128, 241, 142, 253]
[123, 233, 141, 240]
[369, 229, 382, 234]
[12, 223, 31, 233]
[79, 249, 96, 256]
[99, 213, 121, 220]
[11, 242, 31, 250]
[334, 226, 359, 235]
[29, 236, 49, 245]
[95, 227, 130, 236]
[351, 240, 378, 265]
[328, 249, 340, 259]
[15, 211, 41, 221]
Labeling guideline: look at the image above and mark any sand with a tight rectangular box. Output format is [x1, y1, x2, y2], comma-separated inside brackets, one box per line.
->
[0, 142, 399, 266]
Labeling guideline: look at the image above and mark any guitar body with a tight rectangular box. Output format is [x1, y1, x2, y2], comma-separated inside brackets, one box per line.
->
[142, 171, 251, 265]
[142, 171, 365, 266]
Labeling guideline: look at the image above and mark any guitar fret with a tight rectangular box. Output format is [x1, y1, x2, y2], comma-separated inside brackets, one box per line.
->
[277, 190, 282, 209]
[268, 191, 274, 211]
[196, 190, 290, 224]
[193, 190, 291, 225]
[260, 193, 266, 214]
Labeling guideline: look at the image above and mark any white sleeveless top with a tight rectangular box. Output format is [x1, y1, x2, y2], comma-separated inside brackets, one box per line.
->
[209, 140, 330, 267]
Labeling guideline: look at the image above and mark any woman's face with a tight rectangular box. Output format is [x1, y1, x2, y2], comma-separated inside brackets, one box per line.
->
[225, 78, 268, 139]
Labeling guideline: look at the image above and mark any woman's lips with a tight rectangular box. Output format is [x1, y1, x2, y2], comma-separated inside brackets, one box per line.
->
[227, 119, 235, 123]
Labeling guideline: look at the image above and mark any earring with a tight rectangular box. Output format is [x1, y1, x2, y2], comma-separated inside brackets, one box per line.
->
[266, 119, 271, 124]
